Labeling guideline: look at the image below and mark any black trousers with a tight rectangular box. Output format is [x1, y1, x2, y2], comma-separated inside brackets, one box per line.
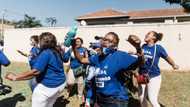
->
[96, 94, 128, 107]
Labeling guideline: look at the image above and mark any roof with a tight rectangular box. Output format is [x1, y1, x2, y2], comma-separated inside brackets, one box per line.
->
[76, 8, 190, 21]
[127, 8, 190, 19]
[76, 9, 128, 20]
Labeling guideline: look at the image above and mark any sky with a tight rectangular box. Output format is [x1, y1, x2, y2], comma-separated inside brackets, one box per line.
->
[0, 0, 180, 27]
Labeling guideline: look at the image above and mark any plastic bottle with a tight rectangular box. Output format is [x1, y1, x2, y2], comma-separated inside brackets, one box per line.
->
[64, 26, 78, 47]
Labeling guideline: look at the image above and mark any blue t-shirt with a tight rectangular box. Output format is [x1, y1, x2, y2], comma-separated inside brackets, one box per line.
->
[85, 78, 96, 100]
[0, 50, 10, 66]
[89, 50, 137, 100]
[0, 50, 10, 73]
[64, 47, 86, 69]
[32, 49, 66, 88]
[140, 44, 168, 78]
[29, 47, 40, 68]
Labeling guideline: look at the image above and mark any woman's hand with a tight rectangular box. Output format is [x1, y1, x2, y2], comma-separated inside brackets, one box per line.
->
[5, 72, 17, 81]
[127, 35, 141, 49]
[172, 64, 179, 70]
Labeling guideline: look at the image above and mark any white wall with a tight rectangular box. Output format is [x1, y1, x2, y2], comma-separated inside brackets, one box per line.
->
[4, 22, 190, 70]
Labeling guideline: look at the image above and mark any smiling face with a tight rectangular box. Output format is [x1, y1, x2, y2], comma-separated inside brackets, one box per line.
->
[30, 38, 37, 46]
[75, 38, 83, 48]
[39, 32, 57, 49]
[144, 31, 156, 44]
[30, 35, 39, 47]
[101, 33, 118, 48]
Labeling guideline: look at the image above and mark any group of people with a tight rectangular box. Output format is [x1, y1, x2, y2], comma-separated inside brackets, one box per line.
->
[0, 30, 179, 107]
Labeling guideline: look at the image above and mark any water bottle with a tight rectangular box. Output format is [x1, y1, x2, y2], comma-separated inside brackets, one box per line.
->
[64, 26, 78, 47]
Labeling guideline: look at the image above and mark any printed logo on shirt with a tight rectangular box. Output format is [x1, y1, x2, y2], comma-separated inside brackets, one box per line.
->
[143, 49, 153, 61]
[95, 66, 111, 88]
[96, 82, 104, 88]
[79, 51, 84, 56]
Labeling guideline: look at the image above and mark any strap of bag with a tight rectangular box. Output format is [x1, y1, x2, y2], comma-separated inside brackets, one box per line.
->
[150, 44, 157, 68]
[147, 44, 157, 74]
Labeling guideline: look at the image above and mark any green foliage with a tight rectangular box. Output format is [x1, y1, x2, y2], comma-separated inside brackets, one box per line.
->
[45, 17, 57, 27]
[164, 0, 190, 10]
[14, 14, 42, 28]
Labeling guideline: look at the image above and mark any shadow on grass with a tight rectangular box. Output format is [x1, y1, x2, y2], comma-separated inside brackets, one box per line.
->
[160, 103, 166, 107]
[128, 98, 166, 107]
[128, 97, 141, 107]
[68, 84, 78, 97]
[53, 84, 78, 107]
[53, 96, 70, 107]
[0, 93, 26, 107]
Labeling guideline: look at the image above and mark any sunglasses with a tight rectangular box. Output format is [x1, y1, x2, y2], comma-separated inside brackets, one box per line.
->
[102, 38, 115, 43]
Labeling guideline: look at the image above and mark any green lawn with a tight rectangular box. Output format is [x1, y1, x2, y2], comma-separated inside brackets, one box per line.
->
[0, 62, 189, 107]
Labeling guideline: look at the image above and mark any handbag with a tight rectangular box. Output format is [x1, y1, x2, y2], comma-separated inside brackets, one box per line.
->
[135, 73, 150, 84]
[136, 44, 157, 84]
[73, 66, 86, 77]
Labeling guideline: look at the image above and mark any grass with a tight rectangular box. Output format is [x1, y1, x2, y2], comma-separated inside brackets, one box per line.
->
[0, 62, 189, 107]
[159, 71, 190, 107]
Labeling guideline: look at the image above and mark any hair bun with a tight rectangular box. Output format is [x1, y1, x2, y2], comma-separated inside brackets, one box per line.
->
[156, 33, 163, 41]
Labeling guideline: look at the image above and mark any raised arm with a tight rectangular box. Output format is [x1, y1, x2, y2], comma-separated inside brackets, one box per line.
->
[165, 56, 179, 70]
[73, 46, 90, 64]
[17, 50, 29, 57]
[127, 35, 145, 66]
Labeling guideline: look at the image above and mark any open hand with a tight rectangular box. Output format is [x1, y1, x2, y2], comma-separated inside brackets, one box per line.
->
[5, 72, 17, 81]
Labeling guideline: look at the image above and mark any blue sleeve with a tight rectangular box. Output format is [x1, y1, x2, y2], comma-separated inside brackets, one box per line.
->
[85, 78, 95, 99]
[119, 52, 137, 70]
[159, 45, 168, 59]
[30, 47, 39, 57]
[89, 54, 99, 65]
[0, 51, 10, 66]
[62, 49, 71, 62]
[81, 47, 87, 52]
[32, 50, 50, 73]
[86, 81, 93, 99]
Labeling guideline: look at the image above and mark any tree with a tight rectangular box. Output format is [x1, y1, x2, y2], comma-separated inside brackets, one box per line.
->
[164, 0, 190, 10]
[45, 17, 57, 27]
[14, 14, 42, 28]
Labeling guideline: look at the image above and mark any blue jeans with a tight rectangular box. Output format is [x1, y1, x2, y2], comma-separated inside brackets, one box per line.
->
[96, 94, 128, 107]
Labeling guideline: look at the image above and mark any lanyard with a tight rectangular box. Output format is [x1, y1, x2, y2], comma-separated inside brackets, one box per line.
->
[147, 44, 157, 73]
[151, 44, 157, 68]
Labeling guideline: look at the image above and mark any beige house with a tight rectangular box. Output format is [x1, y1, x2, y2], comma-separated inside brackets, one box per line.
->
[76, 8, 190, 25]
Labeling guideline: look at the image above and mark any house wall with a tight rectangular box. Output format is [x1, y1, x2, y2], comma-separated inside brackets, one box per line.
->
[4, 22, 190, 70]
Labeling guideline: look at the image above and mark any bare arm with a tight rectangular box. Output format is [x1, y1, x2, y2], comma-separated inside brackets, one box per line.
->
[17, 50, 29, 57]
[165, 56, 179, 70]
[84, 49, 89, 58]
[136, 47, 145, 66]
[5, 69, 40, 81]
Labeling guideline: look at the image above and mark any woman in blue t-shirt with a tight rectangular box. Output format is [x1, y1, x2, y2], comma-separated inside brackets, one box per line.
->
[64, 37, 88, 103]
[139, 31, 179, 107]
[17, 35, 40, 91]
[73, 32, 144, 107]
[0, 50, 10, 83]
[17, 35, 40, 67]
[6, 32, 67, 107]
